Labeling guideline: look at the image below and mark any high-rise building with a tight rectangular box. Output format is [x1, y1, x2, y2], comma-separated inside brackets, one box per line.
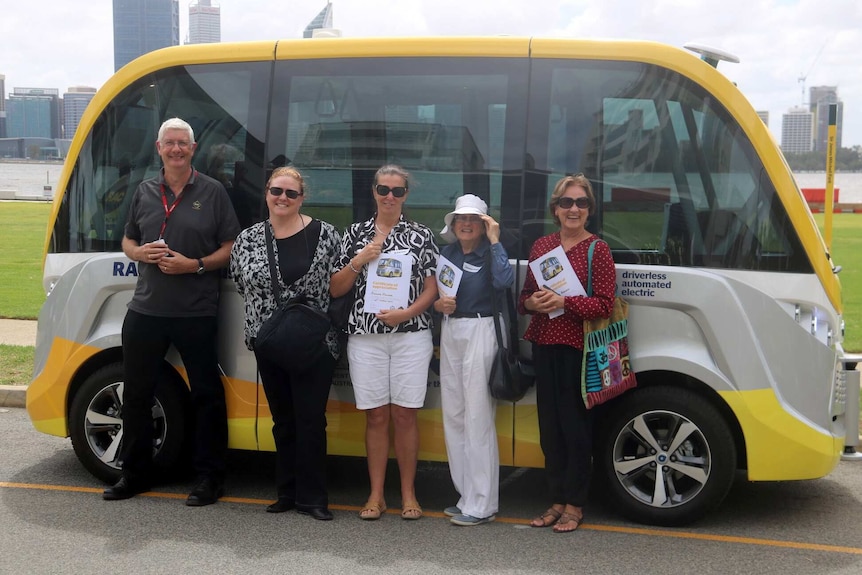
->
[0, 74, 6, 139]
[113, 0, 180, 72]
[303, 2, 333, 38]
[63, 87, 97, 139]
[189, 0, 220, 44]
[7, 88, 61, 139]
[781, 107, 813, 154]
[809, 86, 843, 152]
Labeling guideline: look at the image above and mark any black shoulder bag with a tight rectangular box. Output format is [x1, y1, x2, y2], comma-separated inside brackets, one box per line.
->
[488, 251, 535, 401]
[254, 222, 331, 371]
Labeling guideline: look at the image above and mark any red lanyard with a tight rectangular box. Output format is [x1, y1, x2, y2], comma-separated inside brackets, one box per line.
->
[157, 171, 194, 239]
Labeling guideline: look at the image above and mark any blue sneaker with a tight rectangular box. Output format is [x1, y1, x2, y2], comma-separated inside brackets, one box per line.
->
[443, 506, 461, 517]
[450, 513, 495, 526]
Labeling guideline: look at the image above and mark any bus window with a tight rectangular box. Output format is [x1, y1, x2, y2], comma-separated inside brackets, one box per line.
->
[524, 60, 811, 272]
[53, 62, 270, 254]
[265, 57, 528, 252]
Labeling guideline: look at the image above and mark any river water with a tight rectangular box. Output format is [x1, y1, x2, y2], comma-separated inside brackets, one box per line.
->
[1, 160, 861, 203]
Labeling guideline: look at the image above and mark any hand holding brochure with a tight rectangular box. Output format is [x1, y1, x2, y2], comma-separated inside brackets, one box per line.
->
[436, 254, 463, 298]
[362, 253, 412, 314]
[528, 245, 585, 318]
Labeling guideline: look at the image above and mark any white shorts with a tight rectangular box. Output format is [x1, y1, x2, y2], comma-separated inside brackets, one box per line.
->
[347, 330, 433, 410]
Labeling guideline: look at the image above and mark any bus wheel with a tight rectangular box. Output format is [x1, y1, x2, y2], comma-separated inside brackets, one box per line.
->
[69, 363, 189, 484]
[594, 386, 736, 526]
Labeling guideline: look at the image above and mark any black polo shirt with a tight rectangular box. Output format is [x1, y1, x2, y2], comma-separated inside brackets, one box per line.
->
[124, 169, 241, 317]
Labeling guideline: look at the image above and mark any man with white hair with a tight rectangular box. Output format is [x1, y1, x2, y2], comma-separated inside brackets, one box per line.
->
[103, 117, 241, 506]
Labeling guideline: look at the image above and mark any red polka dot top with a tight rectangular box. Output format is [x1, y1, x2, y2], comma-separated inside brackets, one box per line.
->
[518, 233, 616, 350]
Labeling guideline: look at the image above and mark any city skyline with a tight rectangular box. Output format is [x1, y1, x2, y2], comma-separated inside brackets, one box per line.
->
[2, 0, 861, 146]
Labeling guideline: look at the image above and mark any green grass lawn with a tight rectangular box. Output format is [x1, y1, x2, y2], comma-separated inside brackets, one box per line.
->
[0, 202, 50, 319]
[814, 214, 862, 352]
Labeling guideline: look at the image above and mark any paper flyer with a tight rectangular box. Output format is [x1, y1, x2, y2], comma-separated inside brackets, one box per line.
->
[362, 253, 412, 314]
[528, 245, 585, 318]
[435, 254, 463, 298]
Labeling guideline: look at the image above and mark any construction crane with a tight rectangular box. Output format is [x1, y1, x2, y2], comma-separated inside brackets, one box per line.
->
[798, 41, 829, 106]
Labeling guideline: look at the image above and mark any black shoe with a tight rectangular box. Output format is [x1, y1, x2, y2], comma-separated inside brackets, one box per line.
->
[266, 498, 296, 513]
[185, 476, 224, 507]
[103, 477, 151, 501]
[296, 505, 333, 521]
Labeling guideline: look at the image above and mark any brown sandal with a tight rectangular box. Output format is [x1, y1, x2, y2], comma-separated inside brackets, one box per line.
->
[552, 509, 583, 533]
[359, 500, 387, 520]
[530, 507, 563, 528]
[400, 500, 423, 520]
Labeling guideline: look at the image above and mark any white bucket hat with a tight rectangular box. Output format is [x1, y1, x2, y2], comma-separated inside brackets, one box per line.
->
[440, 194, 488, 243]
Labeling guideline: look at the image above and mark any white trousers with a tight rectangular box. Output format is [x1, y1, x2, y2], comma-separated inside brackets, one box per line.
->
[440, 315, 499, 518]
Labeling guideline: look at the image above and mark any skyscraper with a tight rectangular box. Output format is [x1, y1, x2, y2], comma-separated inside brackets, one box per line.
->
[809, 86, 843, 152]
[113, 0, 180, 72]
[63, 87, 97, 139]
[7, 88, 61, 139]
[0, 74, 6, 139]
[189, 0, 221, 44]
[781, 107, 813, 154]
[303, 2, 333, 38]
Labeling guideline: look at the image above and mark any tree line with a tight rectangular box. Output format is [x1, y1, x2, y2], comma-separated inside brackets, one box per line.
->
[784, 146, 862, 172]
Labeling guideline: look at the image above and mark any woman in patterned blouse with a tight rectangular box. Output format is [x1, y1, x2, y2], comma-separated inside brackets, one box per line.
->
[330, 165, 439, 521]
[230, 167, 341, 521]
[518, 174, 616, 533]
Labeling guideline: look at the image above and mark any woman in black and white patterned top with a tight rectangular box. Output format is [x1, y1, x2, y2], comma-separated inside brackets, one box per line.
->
[230, 167, 341, 521]
[330, 165, 439, 521]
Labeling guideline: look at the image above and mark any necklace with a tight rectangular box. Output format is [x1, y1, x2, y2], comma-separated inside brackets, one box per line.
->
[375, 223, 390, 236]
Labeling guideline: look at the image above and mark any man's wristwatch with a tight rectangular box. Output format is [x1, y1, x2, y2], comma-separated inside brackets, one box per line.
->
[196, 258, 206, 275]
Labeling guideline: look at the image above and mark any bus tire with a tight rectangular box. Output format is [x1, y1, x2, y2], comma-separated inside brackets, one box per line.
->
[69, 363, 189, 484]
[594, 386, 736, 526]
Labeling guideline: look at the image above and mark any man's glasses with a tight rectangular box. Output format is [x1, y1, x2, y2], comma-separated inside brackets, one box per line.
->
[375, 184, 408, 198]
[557, 196, 590, 209]
[161, 140, 191, 149]
[268, 187, 303, 199]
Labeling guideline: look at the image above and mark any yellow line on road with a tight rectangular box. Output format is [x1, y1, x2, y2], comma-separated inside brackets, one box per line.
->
[3, 481, 861, 555]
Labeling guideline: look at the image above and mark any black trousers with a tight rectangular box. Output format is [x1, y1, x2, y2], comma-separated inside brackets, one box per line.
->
[120, 310, 227, 481]
[254, 346, 335, 508]
[533, 343, 592, 506]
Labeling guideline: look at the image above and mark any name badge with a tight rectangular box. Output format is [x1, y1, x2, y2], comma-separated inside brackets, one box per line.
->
[463, 263, 482, 273]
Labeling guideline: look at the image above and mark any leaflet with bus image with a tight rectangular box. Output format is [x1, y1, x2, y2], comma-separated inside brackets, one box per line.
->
[362, 253, 412, 314]
[529, 245, 585, 319]
[435, 254, 463, 298]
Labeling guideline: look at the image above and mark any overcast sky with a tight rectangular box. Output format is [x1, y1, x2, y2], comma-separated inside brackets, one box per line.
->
[2, 0, 860, 146]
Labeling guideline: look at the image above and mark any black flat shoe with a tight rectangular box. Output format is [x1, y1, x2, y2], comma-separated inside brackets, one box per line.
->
[297, 506, 333, 521]
[266, 499, 296, 513]
[103, 477, 151, 501]
[186, 476, 224, 507]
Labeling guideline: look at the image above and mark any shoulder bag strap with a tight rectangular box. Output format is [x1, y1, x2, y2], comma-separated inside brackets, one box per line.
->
[487, 249, 507, 352]
[264, 222, 282, 303]
[586, 238, 598, 297]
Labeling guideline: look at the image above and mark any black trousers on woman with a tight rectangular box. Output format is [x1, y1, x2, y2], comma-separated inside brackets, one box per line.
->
[533, 343, 593, 507]
[254, 347, 335, 508]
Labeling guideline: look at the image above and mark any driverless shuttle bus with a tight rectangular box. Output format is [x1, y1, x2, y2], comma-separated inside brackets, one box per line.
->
[26, 36, 854, 526]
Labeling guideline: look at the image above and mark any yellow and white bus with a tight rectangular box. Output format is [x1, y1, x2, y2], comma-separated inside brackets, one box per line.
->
[26, 36, 854, 526]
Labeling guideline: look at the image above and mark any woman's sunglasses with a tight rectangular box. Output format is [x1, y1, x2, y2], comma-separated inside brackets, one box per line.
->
[375, 184, 408, 198]
[557, 196, 590, 209]
[268, 187, 303, 199]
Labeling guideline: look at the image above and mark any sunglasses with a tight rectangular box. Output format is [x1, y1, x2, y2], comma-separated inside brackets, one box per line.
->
[375, 184, 408, 198]
[268, 187, 303, 199]
[557, 196, 590, 209]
